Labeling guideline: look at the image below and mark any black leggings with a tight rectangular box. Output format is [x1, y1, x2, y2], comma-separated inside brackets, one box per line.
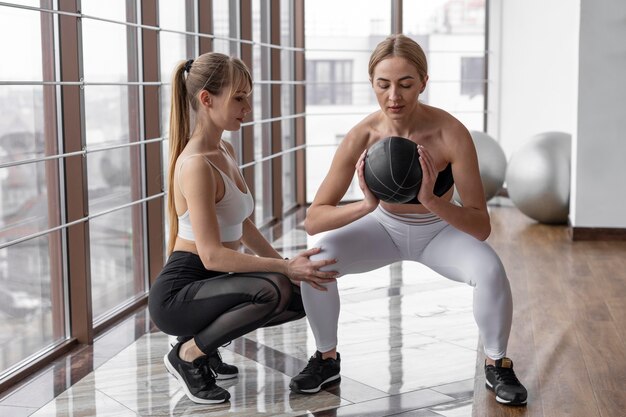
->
[148, 251, 305, 354]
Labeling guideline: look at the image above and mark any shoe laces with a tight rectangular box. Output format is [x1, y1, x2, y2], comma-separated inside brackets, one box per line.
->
[494, 365, 521, 386]
[192, 356, 218, 385]
[302, 354, 324, 375]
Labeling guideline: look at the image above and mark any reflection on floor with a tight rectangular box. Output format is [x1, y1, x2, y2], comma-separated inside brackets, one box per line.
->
[1, 207, 480, 416]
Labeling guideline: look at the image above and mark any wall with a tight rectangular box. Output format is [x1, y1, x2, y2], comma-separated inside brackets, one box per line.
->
[572, 0, 626, 228]
[492, 0, 626, 229]
[489, 0, 580, 159]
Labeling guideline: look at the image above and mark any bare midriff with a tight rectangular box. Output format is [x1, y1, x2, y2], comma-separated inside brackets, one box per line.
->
[379, 188, 454, 215]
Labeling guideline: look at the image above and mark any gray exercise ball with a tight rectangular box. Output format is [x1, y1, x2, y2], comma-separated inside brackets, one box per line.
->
[454, 130, 507, 203]
[505, 131, 571, 224]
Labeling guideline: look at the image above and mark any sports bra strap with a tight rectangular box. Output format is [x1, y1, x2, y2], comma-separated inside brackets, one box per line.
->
[176, 145, 242, 199]
[176, 154, 209, 199]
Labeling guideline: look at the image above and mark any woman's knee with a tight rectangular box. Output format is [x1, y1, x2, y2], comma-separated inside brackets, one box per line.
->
[310, 235, 355, 274]
[252, 272, 294, 312]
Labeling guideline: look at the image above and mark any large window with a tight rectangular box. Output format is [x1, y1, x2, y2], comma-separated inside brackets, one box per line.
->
[305, 0, 488, 203]
[0, 0, 306, 389]
[0, 1, 64, 377]
[403, 0, 487, 130]
[306, 60, 353, 105]
[305, 0, 392, 202]
[82, 0, 146, 323]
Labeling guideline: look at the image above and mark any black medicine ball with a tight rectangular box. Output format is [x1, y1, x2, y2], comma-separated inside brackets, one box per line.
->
[364, 136, 422, 203]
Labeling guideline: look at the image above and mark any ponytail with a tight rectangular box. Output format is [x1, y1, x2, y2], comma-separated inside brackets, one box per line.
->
[166, 61, 190, 255]
[165, 53, 252, 255]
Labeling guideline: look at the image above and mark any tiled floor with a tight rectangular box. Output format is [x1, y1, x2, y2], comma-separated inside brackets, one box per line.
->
[1, 215, 479, 416]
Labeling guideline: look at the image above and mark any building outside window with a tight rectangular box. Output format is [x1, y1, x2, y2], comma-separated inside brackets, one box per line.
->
[306, 60, 353, 105]
[304, 0, 487, 203]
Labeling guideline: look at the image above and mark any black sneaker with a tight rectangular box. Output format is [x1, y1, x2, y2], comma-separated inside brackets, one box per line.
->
[289, 351, 341, 394]
[171, 336, 238, 380]
[207, 349, 239, 380]
[164, 343, 231, 404]
[484, 357, 528, 406]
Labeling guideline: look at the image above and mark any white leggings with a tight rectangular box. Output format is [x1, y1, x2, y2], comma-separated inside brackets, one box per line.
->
[302, 205, 512, 360]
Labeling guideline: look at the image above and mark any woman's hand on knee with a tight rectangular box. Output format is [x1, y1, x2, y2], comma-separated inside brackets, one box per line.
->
[286, 247, 338, 291]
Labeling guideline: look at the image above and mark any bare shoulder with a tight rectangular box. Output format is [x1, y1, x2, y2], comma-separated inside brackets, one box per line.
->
[427, 105, 470, 139]
[341, 111, 382, 152]
[177, 153, 215, 187]
[421, 104, 473, 159]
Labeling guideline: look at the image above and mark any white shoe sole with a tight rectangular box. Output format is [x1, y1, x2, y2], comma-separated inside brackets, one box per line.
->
[216, 372, 238, 380]
[485, 380, 527, 406]
[290, 373, 341, 394]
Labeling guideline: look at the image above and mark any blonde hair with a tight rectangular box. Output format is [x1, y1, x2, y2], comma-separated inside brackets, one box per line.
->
[167, 52, 252, 254]
[368, 34, 428, 82]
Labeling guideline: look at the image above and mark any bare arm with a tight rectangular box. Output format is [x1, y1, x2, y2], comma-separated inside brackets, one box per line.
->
[417, 123, 491, 240]
[241, 217, 281, 259]
[182, 150, 337, 290]
[305, 129, 379, 235]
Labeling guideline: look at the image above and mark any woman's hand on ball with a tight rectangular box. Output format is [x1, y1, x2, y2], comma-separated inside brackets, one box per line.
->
[356, 149, 379, 211]
[417, 145, 436, 205]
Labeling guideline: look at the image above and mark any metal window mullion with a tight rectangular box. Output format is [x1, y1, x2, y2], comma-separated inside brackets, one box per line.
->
[126, 0, 145, 299]
[58, 0, 93, 345]
[51, 0, 72, 344]
[240, 112, 304, 126]
[294, 0, 306, 205]
[240, 0, 255, 206]
[141, 0, 164, 285]
[259, 0, 273, 225]
[239, 144, 306, 169]
[185, 0, 196, 58]
[198, 0, 213, 53]
[270, 0, 282, 220]
[484, 0, 491, 133]
[0, 192, 165, 251]
[135, 0, 150, 297]
[0, 81, 163, 86]
[391, 0, 402, 34]
[0, 137, 165, 170]
[283, 0, 297, 211]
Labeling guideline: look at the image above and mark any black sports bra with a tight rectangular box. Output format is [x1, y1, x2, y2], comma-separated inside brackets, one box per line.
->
[404, 163, 454, 204]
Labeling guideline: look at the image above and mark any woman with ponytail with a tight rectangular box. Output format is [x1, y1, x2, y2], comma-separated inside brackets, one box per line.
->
[148, 53, 338, 404]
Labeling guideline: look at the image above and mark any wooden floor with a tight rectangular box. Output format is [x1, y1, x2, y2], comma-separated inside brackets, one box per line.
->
[472, 203, 626, 417]
[1, 203, 625, 416]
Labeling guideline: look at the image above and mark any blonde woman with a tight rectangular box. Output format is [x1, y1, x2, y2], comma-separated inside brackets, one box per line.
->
[290, 35, 527, 407]
[149, 53, 338, 404]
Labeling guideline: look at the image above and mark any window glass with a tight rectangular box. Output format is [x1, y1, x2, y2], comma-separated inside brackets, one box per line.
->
[90, 208, 144, 320]
[213, 0, 233, 55]
[0, 234, 63, 376]
[82, 0, 127, 22]
[403, 0, 486, 129]
[0, 1, 64, 378]
[305, 0, 390, 202]
[82, 3, 145, 321]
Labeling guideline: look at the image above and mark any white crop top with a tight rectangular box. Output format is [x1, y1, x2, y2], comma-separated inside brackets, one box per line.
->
[177, 152, 254, 242]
